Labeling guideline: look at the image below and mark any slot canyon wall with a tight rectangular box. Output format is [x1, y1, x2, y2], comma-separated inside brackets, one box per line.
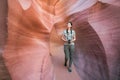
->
[0, 0, 11, 80]
[0, 0, 120, 80]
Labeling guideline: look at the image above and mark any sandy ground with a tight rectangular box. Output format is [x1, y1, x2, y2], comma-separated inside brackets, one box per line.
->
[51, 48, 80, 80]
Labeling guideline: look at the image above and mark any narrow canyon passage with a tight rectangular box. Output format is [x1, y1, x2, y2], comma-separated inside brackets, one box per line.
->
[51, 46, 80, 80]
[0, 0, 120, 80]
[50, 27, 80, 80]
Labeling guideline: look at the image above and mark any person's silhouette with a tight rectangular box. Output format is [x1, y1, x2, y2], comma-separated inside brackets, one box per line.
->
[62, 22, 76, 72]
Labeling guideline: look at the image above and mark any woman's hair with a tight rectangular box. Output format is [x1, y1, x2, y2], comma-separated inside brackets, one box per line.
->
[68, 22, 72, 25]
[67, 22, 72, 34]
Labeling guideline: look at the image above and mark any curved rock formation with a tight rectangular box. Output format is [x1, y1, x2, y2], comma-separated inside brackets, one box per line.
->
[0, 0, 120, 80]
[0, 0, 11, 80]
[3, 0, 55, 80]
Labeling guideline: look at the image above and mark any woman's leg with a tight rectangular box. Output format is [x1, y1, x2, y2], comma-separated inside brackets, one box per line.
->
[64, 45, 69, 66]
[68, 45, 75, 72]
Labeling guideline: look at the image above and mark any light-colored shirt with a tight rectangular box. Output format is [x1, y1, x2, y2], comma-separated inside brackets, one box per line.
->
[63, 29, 76, 45]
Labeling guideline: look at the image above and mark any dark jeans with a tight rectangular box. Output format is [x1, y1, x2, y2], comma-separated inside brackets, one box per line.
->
[64, 44, 75, 68]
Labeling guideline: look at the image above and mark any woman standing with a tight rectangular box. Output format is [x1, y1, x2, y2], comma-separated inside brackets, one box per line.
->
[62, 22, 76, 72]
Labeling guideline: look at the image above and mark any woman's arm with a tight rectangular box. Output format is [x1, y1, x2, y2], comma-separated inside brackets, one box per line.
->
[62, 34, 68, 41]
[71, 31, 76, 42]
[72, 35, 76, 42]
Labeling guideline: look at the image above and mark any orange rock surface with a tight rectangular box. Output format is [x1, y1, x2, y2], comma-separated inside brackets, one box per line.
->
[0, 0, 120, 80]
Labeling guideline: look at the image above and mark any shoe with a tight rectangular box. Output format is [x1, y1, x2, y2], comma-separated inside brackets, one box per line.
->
[68, 68, 72, 72]
[64, 63, 67, 66]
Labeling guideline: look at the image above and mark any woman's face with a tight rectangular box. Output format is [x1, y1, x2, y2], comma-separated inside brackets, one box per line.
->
[67, 23, 72, 28]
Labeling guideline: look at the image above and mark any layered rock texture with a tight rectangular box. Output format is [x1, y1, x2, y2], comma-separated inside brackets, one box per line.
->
[0, 0, 120, 80]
